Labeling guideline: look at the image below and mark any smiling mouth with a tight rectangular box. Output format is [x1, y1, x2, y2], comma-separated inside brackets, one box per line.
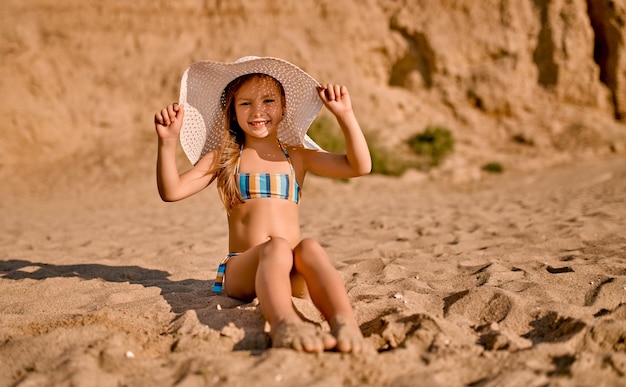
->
[250, 120, 270, 128]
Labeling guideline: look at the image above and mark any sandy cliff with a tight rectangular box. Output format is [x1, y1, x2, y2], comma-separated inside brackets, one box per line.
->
[1, 0, 625, 181]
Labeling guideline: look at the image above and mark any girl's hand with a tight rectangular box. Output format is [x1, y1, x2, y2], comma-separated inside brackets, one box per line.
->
[317, 84, 353, 118]
[154, 103, 184, 141]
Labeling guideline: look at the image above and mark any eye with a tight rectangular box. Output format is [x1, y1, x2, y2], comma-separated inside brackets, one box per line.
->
[239, 101, 251, 106]
[264, 98, 275, 104]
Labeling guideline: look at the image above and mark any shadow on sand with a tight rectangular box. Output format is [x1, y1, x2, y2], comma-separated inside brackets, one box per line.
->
[0, 259, 267, 350]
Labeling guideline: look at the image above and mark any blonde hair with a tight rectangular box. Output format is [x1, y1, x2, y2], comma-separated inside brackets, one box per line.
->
[209, 73, 285, 212]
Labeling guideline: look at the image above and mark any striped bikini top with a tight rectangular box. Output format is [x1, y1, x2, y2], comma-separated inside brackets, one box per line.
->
[235, 143, 301, 204]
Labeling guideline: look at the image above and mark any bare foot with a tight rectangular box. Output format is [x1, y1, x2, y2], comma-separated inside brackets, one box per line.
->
[331, 316, 365, 354]
[271, 320, 336, 353]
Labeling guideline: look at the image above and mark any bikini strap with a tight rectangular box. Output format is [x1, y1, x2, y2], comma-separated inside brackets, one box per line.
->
[277, 141, 296, 175]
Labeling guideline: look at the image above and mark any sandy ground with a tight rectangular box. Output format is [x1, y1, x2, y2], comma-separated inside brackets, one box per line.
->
[1, 155, 625, 386]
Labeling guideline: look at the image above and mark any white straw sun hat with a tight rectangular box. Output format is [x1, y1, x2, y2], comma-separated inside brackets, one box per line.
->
[179, 56, 323, 165]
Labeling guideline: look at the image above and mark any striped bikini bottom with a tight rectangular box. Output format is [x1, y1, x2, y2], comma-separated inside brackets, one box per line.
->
[212, 253, 239, 293]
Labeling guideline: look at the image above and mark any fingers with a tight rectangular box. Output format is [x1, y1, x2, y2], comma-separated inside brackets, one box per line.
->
[154, 103, 184, 126]
[166, 103, 182, 124]
[154, 108, 168, 126]
[317, 84, 348, 102]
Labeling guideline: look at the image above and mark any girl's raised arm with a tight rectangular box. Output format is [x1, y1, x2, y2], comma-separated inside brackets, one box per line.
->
[155, 103, 216, 201]
[303, 84, 371, 178]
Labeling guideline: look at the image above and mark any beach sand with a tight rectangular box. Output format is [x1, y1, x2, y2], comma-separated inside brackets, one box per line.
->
[1, 155, 625, 386]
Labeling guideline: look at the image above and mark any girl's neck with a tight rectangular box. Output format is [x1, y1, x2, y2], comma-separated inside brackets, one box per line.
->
[243, 135, 281, 152]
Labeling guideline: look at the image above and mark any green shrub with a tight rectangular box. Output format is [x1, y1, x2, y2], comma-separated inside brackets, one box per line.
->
[309, 116, 411, 176]
[482, 162, 504, 173]
[308, 119, 457, 176]
[407, 126, 454, 167]
[368, 136, 413, 176]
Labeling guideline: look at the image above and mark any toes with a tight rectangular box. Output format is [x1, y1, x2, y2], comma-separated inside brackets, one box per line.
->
[271, 321, 331, 353]
[336, 336, 359, 353]
[300, 335, 320, 353]
[322, 333, 338, 351]
[331, 318, 365, 354]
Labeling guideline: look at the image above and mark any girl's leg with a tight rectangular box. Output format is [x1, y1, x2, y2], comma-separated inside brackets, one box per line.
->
[293, 238, 364, 353]
[223, 237, 334, 352]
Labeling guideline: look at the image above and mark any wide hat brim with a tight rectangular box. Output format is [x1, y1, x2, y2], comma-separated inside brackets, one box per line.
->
[179, 56, 323, 165]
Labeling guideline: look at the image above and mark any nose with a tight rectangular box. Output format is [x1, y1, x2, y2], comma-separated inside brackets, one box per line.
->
[250, 101, 265, 116]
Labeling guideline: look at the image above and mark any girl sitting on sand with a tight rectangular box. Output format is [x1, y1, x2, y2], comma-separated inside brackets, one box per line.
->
[154, 57, 371, 353]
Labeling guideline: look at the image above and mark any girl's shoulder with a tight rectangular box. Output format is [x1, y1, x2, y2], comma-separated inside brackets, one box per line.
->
[283, 144, 319, 161]
[283, 144, 323, 155]
[283, 144, 329, 175]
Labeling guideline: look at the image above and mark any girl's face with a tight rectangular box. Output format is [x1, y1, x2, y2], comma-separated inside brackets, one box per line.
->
[234, 76, 285, 141]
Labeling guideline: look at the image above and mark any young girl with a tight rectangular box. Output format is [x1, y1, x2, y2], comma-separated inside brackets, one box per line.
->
[154, 57, 371, 353]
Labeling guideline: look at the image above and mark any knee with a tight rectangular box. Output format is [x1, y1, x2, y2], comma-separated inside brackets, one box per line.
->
[294, 238, 329, 268]
[259, 236, 293, 266]
[296, 238, 324, 254]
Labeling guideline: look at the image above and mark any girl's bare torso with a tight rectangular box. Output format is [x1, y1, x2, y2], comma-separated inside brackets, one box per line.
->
[227, 199, 301, 252]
